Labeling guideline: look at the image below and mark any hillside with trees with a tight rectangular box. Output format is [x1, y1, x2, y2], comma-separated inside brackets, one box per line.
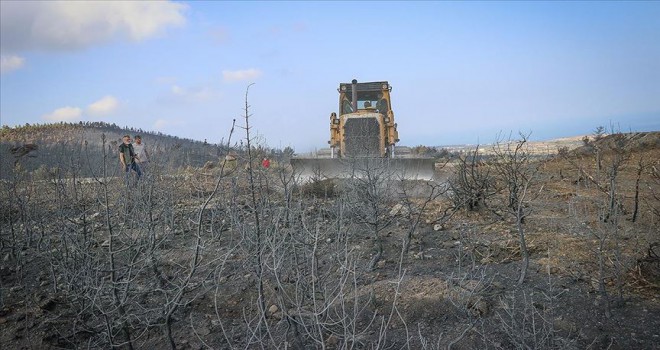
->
[0, 122, 292, 180]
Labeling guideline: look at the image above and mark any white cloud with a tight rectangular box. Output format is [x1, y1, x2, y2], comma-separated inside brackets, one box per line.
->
[154, 118, 184, 130]
[222, 68, 262, 82]
[87, 95, 119, 115]
[0, 1, 187, 53]
[171, 85, 185, 95]
[0, 54, 24, 74]
[171, 85, 218, 102]
[42, 106, 82, 122]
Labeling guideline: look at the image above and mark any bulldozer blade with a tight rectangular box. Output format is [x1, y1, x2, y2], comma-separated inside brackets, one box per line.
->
[290, 157, 435, 181]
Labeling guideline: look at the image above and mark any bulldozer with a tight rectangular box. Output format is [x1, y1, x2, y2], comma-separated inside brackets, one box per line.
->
[291, 79, 435, 180]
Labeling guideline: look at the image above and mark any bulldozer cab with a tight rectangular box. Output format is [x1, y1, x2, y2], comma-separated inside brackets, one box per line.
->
[339, 81, 391, 116]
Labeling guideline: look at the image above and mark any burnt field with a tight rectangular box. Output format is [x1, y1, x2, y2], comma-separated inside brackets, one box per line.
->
[1, 132, 659, 349]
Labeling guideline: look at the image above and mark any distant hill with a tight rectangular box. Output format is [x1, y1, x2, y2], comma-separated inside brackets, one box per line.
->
[435, 131, 660, 157]
[435, 135, 588, 156]
[0, 122, 226, 179]
[571, 131, 660, 156]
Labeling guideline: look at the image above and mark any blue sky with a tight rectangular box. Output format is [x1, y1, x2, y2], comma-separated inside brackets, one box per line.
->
[1, 1, 659, 151]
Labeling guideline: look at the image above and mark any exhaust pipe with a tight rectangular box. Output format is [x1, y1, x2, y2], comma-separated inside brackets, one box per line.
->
[351, 79, 358, 112]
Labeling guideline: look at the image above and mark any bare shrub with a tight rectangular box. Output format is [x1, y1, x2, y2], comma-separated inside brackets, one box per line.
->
[395, 179, 447, 255]
[301, 177, 337, 198]
[448, 147, 496, 211]
[342, 159, 397, 271]
[492, 133, 538, 285]
[493, 252, 576, 350]
[496, 290, 564, 349]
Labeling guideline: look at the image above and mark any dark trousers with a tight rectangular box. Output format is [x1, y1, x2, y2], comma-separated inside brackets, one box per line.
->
[125, 162, 142, 180]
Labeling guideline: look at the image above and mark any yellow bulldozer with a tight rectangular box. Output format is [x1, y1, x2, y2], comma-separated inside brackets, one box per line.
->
[291, 79, 435, 180]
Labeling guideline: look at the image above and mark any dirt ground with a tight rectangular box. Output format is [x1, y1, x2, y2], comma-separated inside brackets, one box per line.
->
[1, 133, 659, 349]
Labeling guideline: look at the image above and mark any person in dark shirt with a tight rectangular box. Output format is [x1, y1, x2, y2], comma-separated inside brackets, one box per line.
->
[376, 93, 389, 116]
[342, 97, 353, 115]
[119, 135, 142, 181]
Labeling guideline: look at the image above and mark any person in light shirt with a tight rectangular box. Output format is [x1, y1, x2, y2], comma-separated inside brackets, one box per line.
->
[132, 135, 150, 173]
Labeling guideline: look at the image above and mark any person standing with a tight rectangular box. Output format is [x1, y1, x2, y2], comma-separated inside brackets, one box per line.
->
[132, 135, 150, 173]
[119, 135, 141, 181]
[376, 93, 389, 116]
[262, 157, 270, 169]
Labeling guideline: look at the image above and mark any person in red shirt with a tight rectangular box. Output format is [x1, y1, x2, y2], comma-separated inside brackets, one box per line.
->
[262, 157, 270, 169]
